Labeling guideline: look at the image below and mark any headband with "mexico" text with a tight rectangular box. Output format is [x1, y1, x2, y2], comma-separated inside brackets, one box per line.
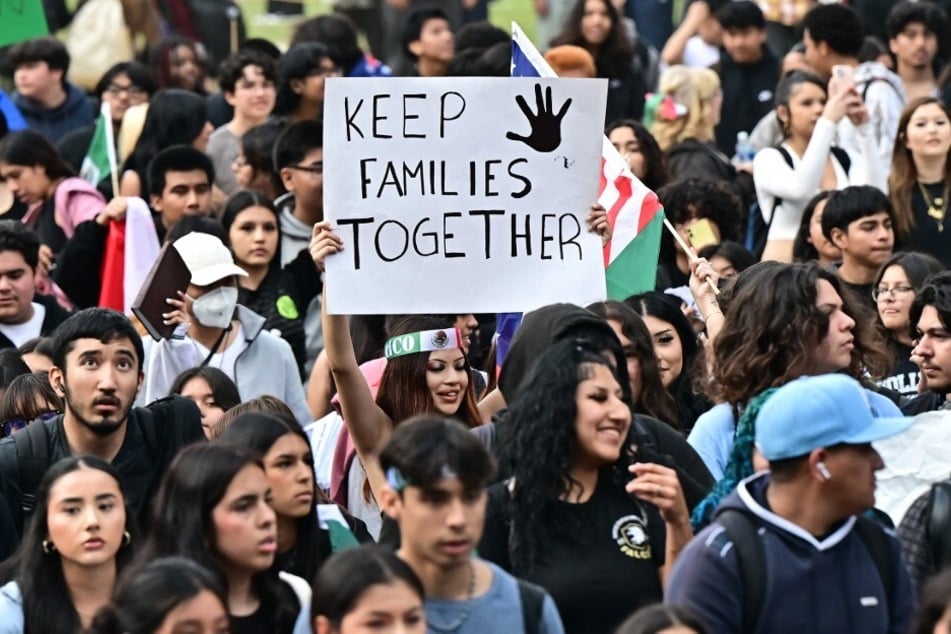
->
[384, 328, 463, 360]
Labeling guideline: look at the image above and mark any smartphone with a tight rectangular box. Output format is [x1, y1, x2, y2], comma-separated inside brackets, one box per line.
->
[685, 218, 718, 250]
[832, 64, 854, 87]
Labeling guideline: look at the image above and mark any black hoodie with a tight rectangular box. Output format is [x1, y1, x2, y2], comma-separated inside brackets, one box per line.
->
[493, 303, 714, 510]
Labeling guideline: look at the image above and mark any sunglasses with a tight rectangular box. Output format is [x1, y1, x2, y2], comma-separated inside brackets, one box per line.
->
[3, 410, 59, 437]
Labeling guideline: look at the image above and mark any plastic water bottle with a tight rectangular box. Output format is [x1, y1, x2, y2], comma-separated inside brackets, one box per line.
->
[732, 131, 755, 170]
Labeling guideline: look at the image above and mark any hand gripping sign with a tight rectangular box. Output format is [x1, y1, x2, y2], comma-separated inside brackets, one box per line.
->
[323, 76, 608, 314]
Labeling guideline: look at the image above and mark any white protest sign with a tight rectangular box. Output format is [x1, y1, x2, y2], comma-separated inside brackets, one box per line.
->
[323, 77, 608, 314]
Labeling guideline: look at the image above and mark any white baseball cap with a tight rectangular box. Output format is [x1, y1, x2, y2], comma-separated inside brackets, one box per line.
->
[173, 232, 248, 287]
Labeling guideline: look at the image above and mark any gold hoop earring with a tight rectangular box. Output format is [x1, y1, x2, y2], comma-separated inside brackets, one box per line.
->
[122, 531, 131, 547]
[41, 540, 56, 554]
[781, 118, 791, 137]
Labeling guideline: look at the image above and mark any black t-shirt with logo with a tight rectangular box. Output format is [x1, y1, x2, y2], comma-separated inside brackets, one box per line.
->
[479, 473, 666, 634]
[878, 341, 920, 398]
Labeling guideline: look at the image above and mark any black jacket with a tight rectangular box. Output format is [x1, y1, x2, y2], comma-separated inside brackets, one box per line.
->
[53, 216, 168, 310]
[0, 396, 205, 536]
[666, 138, 736, 184]
[714, 46, 780, 156]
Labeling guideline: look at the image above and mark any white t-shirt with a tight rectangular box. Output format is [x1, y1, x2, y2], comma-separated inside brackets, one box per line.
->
[0, 303, 44, 347]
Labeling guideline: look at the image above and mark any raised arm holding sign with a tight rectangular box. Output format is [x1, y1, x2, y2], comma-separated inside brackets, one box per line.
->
[323, 76, 609, 315]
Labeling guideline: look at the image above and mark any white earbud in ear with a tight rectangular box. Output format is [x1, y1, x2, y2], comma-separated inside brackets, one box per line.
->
[817, 462, 832, 481]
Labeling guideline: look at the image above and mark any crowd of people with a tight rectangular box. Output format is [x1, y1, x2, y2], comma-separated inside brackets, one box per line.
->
[2, 0, 951, 632]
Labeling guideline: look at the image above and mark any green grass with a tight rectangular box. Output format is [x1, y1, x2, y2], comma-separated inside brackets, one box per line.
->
[236, 0, 537, 50]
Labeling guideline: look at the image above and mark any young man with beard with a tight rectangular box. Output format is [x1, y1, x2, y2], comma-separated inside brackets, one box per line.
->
[901, 272, 951, 415]
[378, 416, 564, 633]
[0, 308, 205, 535]
[821, 185, 895, 315]
[887, 1, 946, 102]
[898, 278, 951, 587]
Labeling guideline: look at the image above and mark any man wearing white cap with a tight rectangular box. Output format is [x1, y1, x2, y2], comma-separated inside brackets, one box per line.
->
[666, 373, 915, 634]
[137, 231, 312, 424]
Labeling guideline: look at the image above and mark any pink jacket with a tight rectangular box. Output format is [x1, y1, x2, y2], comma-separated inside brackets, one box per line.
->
[330, 357, 388, 506]
[23, 177, 105, 239]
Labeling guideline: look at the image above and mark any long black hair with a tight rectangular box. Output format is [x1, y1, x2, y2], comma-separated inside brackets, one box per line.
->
[218, 413, 324, 581]
[133, 444, 299, 631]
[626, 291, 704, 429]
[0, 129, 75, 181]
[551, 0, 633, 78]
[587, 300, 678, 427]
[90, 557, 227, 634]
[497, 339, 634, 572]
[122, 89, 208, 179]
[0, 455, 136, 634]
[219, 189, 284, 272]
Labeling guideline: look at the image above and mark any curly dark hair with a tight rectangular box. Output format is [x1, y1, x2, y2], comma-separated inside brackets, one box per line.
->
[656, 179, 742, 266]
[710, 261, 890, 405]
[551, 0, 633, 78]
[497, 339, 634, 573]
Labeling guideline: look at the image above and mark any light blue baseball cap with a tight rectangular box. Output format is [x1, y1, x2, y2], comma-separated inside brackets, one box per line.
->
[755, 374, 914, 461]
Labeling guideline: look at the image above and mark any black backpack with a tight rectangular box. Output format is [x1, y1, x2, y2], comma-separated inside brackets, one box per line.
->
[747, 145, 852, 259]
[926, 480, 951, 567]
[716, 508, 894, 634]
[517, 580, 546, 634]
[11, 396, 190, 519]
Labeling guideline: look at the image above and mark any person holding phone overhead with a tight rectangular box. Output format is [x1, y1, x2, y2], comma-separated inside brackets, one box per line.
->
[654, 179, 743, 292]
[753, 70, 883, 263]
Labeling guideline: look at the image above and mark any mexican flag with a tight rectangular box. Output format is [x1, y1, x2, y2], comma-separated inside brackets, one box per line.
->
[80, 102, 118, 188]
[511, 23, 662, 299]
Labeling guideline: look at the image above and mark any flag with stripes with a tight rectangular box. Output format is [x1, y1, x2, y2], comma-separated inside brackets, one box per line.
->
[512, 22, 663, 300]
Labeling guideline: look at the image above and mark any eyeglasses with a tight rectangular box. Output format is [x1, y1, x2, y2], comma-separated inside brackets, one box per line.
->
[3, 410, 59, 437]
[105, 83, 147, 99]
[287, 162, 323, 175]
[872, 285, 916, 302]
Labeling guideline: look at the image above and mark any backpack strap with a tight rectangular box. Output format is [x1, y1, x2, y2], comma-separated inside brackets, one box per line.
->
[517, 579, 546, 634]
[853, 516, 893, 613]
[715, 509, 766, 634]
[13, 417, 53, 517]
[861, 76, 904, 105]
[829, 146, 852, 176]
[751, 146, 794, 258]
[927, 481, 951, 568]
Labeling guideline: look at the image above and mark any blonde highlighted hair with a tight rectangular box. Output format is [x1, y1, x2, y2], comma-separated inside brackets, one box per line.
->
[650, 65, 720, 151]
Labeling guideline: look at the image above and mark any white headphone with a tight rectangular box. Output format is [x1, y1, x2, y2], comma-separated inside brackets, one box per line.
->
[817, 462, 832, 481]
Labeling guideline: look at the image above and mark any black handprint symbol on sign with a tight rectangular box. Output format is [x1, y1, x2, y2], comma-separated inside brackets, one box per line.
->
[506, 83, 573, 153]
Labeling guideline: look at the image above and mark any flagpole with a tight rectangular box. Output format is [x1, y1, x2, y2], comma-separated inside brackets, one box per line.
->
[101, 102, 120, 196]
[662, 218, 719, 296]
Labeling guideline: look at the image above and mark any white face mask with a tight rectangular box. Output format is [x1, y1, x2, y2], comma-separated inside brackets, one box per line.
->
[190, 286, 238, 329]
